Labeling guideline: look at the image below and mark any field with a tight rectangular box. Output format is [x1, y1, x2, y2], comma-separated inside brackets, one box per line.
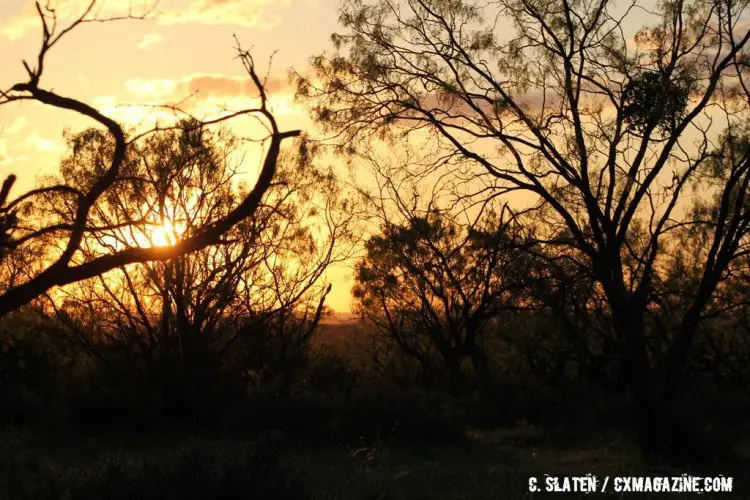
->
[2, 418, 748, 499]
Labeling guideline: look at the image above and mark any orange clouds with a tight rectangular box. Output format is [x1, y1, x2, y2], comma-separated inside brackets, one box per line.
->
[182, 74, 290, 97]
[1, 0, 151, 40]
[0, 118, 52, 169]
[158, 0, 286, 29]
[86, 72, 298, 129]
[125, 73, 291, 100]
[1, 0, 287, 41]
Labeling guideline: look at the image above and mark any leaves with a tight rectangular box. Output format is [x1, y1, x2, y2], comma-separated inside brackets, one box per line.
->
[622, 69, 691, 133]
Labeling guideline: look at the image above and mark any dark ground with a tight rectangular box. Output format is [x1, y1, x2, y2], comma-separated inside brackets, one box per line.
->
[1, 415, 748, 499]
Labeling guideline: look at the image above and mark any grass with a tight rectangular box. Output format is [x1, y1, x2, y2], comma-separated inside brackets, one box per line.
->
[297, 426, 749, 499]
[1, 423, 748, 499]
[292, 426, 636, 499]
[0, 428, 310, 500]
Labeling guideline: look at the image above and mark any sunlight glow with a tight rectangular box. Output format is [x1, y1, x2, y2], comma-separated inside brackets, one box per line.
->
[147, 219, 184, 247]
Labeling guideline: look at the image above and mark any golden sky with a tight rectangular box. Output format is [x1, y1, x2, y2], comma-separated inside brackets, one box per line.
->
[0, 0, 715, 314]
[0, 0, 357, 312]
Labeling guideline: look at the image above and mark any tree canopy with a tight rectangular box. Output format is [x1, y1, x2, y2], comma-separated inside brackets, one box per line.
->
[0, 2, 300, 316]
[297, 0, 750, 458]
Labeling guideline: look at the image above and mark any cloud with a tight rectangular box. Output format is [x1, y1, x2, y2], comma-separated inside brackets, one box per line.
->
[22, 133, 65, 152]
[108, 72, 301, 130]
[125, 78, 178, 99]
[91, 95, 175, 125]
[1, 0, 143, 40]
[181, 74, 290, 97]
[1, 16, 35, 41]
[183, 75, 258, 97]
[0, 138, 30, 167]
[77, 72, 298, 130]
[4, 117, 28, 135]
[136, 33, 164, 51]
[1, 0, 285, 40]
[158, 0, 283, 29]
[0, 138, 11, 167]
[0, 117, 31, 167]
[125, 73, 292, 100]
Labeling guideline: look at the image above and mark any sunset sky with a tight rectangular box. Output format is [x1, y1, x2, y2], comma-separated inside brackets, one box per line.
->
[0, 0, 704, 314]
[0, 0, 358, 312]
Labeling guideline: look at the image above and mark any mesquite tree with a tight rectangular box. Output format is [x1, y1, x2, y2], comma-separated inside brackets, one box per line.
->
[44, 123, 353, 401]
[296, 0, 750, 459]
[0, 0, 300, 316]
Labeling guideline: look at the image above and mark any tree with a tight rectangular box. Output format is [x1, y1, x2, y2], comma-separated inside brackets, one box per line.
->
[298, 0, 750, 459]
[41, 123, 354, 405]
[523, 243, 625, 391]
[0, 0, 300, 317]
[352, 161, 531, 393]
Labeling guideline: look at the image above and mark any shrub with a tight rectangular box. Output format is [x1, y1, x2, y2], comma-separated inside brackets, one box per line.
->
[0, 436, 310, 500]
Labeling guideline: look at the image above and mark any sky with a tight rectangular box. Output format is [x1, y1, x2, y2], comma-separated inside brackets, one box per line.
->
[0, 0, 726, 314]
[0, 0, 361, 312]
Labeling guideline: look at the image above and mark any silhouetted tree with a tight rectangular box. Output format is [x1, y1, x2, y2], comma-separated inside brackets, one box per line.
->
[524, 245, 625, 390]
[352, 168, 530, 393]
[0, 0, 300, 317]
[297, 0, 750, 459]
[42, 124, 355, 405]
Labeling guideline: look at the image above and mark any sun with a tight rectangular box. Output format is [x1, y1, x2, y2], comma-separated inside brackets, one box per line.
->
[149, 220, 181, 247]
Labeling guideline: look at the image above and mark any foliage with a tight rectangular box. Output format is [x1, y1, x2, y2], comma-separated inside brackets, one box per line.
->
[354, 207, 531, 392]
[622, 69, 692, 133]
[297, 0, 750, 460]
[0, 435, 310, 500]
[26, 121, 355, 418]
[0, 3, 300, 316]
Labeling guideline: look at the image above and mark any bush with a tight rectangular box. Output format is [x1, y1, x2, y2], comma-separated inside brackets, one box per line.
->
[301, 349, 359, 399]
[223, 391, 464, 445]
[0, 435, 310, 500]
[0, 313, 71, 427]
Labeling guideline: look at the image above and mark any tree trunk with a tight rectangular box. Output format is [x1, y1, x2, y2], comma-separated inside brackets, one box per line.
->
[612, 302, 668, 459]
[616, 307, 711, 463]
[470, 345, 492, 394]
[418, 358, 435, 390]
[443, 353, 463, 395]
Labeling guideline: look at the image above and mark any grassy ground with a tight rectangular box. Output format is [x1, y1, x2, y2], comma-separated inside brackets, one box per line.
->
[296, 425, 749, 499]
[2, 423, 748, 499]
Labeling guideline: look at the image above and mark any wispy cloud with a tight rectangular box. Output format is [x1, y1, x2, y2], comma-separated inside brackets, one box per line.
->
[0, 139, 11, 167]
[0, 117, 31, 167]
[1, 0, 287, 40]
[5, 117, 28, 135]
[95, 72, 299, 129]
[0, 130, 47, 167]
[125, 78, 177, 99]
[1, 0, 143, 40]
[136, 33, 164, 51]
[125, 73, 292, 100]
[23, 133, 65, 153]
[158, 0, 286, 29]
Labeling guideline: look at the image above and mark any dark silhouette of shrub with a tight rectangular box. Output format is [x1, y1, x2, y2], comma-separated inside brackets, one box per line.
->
[0, 438, 310, 500]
